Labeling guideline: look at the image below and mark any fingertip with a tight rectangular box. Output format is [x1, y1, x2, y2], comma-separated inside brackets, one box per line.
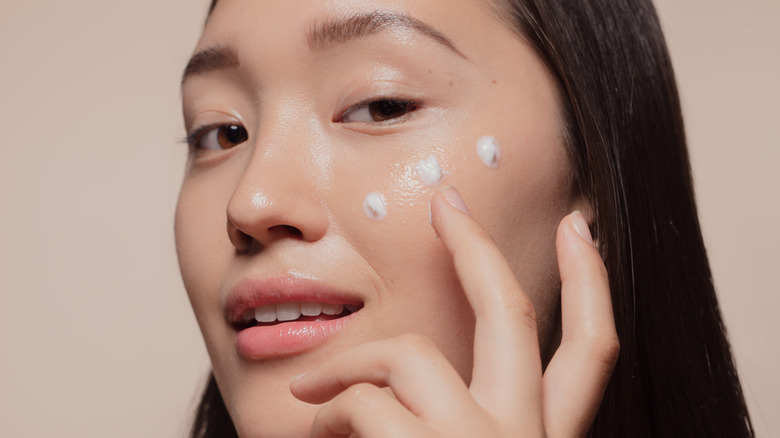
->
[569, 211, 594, 247]
[556, 211, 604, 286]
[439, 186, 470, 215]
[428, 193, 446, 234]
[429, 187, 471, 240]
[289, 372, 316, 403]
[289, 376, 303, 396]
[290, 371, 308, 385]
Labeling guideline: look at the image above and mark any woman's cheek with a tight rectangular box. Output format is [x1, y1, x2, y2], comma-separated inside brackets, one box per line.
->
[175, 177, 235, 352]
[323, 138, 505, 380]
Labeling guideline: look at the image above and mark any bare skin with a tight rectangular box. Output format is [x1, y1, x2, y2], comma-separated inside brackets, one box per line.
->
[291, 197, 618, 437]
[177, 0, 619, 436]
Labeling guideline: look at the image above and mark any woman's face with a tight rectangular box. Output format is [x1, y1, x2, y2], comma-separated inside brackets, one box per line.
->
[177, 0, 583, 435]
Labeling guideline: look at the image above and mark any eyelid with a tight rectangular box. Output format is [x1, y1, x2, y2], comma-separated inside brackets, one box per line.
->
[183, 123, 217, 146]
[336, 97, 421, 125]
[183, 110, 246, 146]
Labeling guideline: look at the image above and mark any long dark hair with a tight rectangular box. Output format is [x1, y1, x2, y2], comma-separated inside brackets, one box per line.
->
[189, 0, 753, 436]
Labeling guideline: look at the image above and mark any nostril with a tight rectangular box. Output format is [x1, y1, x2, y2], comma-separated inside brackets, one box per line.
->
[286, 225, 303, 238]
[227, 220, 307, 254]
[227, 220, 254, 254]
[270, 225, 303, 239]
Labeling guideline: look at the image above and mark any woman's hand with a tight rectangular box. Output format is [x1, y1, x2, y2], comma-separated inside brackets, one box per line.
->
[290, 187, 619, 437]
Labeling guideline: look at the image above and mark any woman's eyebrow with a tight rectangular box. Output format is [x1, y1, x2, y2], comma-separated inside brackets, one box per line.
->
[307, 11, 468, 60]
[182, 10, 468, 86]
[181, 46, 239, 86]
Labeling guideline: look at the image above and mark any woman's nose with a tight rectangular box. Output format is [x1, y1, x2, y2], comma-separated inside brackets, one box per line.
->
[225, 136, 329, 254]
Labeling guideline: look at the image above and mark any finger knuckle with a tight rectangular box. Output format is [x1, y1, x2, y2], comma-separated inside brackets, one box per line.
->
[503, 295, 538, 332]
[343, 382, 382, 406]
[396, 332, 438, 355]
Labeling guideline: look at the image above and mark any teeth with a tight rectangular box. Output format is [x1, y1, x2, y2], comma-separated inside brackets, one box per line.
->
[249, 302, 357, 323]
[301, 302, 323, 316]
[255, 304, 278, 323]
[276, 302, 302, 322]
[322, 303, 344, 315]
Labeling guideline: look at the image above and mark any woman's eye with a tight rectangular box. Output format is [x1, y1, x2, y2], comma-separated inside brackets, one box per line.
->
[188, 124, 248, 151]
[339, 99, 418, 123]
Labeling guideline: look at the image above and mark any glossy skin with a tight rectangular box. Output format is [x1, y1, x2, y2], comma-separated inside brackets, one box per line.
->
[177, 0, 618, 436]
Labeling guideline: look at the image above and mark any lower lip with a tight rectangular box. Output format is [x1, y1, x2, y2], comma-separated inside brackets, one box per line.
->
[235, 313, 356, 360]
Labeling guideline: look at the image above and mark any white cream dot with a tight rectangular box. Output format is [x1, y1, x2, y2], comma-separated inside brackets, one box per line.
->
[363, 192, 387, 221]
[415, 154, 444, 186]
[476, 136, 500, 168]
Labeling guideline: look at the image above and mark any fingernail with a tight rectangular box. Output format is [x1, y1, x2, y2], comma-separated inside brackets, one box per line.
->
[290, 372, 308, 384]
[441, 186, 470, 215]
[570, 211, 594, 246]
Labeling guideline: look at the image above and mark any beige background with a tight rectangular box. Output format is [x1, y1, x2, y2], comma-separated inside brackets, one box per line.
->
[0, 1, 777, 436]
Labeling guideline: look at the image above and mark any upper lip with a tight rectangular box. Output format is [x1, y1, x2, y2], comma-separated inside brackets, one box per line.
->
[224, 274, 365, 325]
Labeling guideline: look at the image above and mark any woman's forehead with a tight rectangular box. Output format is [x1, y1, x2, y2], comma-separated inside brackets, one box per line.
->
[194, 0, 523, 75]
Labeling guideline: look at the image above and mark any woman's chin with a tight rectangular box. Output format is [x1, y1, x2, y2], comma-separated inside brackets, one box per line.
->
[230, 393, 317, 438]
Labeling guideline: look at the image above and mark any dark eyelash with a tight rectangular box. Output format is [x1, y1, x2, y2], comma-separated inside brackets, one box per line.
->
[336, 98, 420, 123]
[371, 98, 413, 105]
[364, 98, 418, 110]
[181, 124, 218, 147]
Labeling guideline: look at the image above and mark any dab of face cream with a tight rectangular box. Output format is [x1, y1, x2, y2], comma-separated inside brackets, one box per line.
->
[363, 192, 388, 221]
[476, 136, 500, 168]
[415, 154, 444, 186]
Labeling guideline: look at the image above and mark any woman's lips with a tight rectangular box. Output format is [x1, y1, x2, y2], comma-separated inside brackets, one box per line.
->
[225, 275, 364, 360]
[235, 312, 358, 359]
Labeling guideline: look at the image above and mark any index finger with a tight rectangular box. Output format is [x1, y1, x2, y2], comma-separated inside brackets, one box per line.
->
[430, 187, 543, 429]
